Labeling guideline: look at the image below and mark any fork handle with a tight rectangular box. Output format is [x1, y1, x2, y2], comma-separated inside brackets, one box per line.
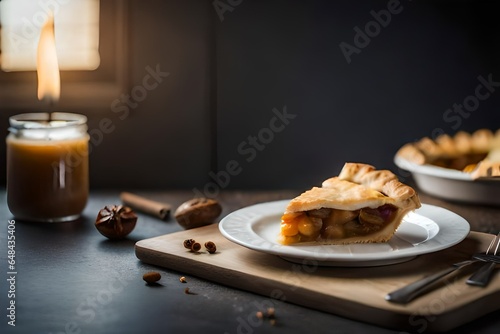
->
[385, 260, 475, 304]
[466, 262, 497, 287]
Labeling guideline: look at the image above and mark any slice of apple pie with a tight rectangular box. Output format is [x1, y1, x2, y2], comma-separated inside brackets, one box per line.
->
[279, 163, 421, 245]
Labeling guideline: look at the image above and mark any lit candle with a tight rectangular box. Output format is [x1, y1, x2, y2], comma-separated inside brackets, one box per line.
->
[6, 14, 89, 222]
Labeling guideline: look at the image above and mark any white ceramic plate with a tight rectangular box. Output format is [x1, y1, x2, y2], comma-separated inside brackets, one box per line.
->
[219, 200, 470, 267]
[394, 155, 500, 206]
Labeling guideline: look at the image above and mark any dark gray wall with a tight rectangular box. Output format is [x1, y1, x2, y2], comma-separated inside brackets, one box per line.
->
[1, 0, 500, 191]
[216, 0, 500, 189]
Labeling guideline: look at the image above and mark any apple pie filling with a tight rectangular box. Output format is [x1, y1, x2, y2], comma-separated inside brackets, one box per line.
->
[279, 204, 398, 245]
[430, 153, 488, 171]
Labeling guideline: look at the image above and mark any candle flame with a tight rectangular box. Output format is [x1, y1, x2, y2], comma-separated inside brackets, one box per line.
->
[37, 13, 60, 104]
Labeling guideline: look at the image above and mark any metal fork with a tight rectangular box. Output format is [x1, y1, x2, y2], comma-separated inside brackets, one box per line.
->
[386, 233, 500, 304]
[466, 232, 500, 287]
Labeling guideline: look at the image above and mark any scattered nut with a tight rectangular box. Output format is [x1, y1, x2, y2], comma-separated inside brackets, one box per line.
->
[184, 287, 196, 295]
[95, 205, 138, 239]
[179, 276, 187, 283]
[255, 307, 277, 325]
[204, 241, 217, 254]
[143, 271, 161, 284]
[191, 242, 201, 252]
[183, 239, 195, 249]
[174, 198, 222, 229]
[266, 307, 275, 318]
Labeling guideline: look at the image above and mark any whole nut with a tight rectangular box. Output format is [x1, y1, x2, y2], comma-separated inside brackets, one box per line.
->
[183, 239, 196, 249]
[174, 198, 222, 229]
[204, 241, 217, 254]
[190, 242, 201, 252]
[95, 205, 138, 239]
[143, 271, 161, 284]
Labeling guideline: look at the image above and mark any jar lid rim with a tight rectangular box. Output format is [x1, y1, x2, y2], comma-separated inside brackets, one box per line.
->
[9, 112, 87, 130]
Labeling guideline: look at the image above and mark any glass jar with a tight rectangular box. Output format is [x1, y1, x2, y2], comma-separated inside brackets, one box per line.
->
[6, 112, 89, 222]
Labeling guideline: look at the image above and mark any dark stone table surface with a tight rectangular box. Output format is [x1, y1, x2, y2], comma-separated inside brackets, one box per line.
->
[1, 189, 499, 334]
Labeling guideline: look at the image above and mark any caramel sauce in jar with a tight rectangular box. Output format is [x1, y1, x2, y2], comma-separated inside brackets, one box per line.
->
[6, 113, 89, 222]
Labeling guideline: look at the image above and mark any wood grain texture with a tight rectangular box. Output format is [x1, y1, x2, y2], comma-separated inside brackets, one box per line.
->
[135, 224, 500, 332]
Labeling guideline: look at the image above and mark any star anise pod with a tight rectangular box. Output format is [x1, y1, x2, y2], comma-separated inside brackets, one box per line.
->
[95, 205, 138, 239]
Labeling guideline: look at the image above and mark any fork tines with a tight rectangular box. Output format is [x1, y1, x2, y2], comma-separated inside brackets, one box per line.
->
[486, 232, 500, 256]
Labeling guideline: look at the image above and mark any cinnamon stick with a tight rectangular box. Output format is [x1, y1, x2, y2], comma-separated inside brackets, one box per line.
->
[120, 192, 171, 220]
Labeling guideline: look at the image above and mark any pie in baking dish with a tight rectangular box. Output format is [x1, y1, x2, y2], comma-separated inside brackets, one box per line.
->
[396, 129, 500, 179]
[279, 163, 421, 245]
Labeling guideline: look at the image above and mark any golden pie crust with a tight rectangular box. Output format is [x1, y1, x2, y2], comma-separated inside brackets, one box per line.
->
[396, 129, 500, 179]
[279, 163, 421, 245]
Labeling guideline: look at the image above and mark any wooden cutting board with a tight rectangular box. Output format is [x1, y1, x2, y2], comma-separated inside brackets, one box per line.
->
[135, 225, 500, 332]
